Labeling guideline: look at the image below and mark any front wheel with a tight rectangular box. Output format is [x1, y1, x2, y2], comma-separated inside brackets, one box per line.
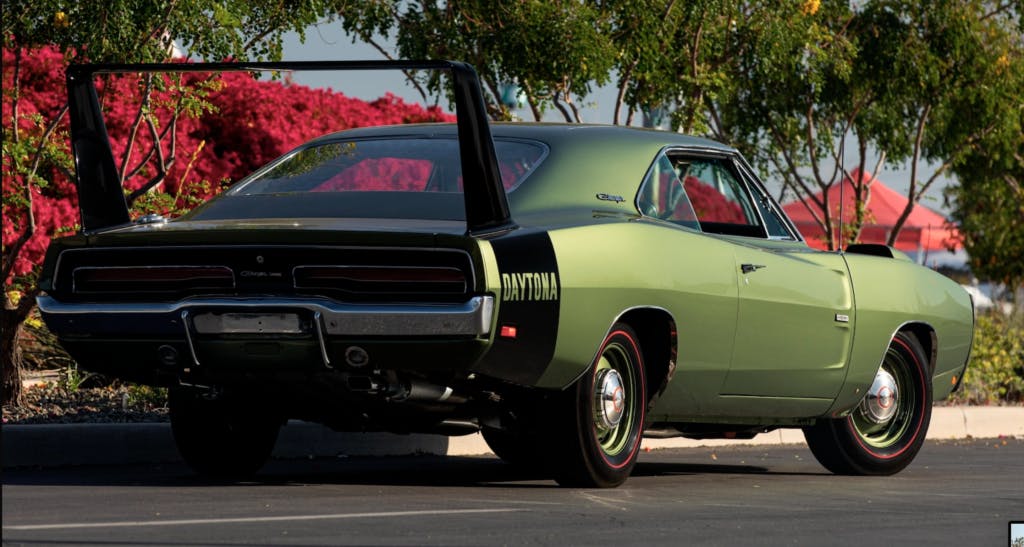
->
[169, 388, 282, 479]
[804, 332, 932, 475]
[552, 323, 647, 488]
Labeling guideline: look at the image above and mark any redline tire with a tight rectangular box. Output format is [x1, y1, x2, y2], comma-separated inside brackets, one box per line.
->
[554, 322, 647, 488]
[803, 331, 932, 475]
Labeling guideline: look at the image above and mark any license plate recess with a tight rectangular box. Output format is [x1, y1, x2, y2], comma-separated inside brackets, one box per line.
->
[192, 312, 308, 334]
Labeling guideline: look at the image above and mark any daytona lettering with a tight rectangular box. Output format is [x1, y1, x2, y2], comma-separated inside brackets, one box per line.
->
[500, 272, 559, 302]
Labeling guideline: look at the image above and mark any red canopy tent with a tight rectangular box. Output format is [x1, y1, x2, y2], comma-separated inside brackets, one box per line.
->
[781, 169, 960, 255]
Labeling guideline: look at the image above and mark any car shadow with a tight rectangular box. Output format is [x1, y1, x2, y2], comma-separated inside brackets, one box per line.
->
[633, 461, 826, 478]
[2, 453, 826, 488]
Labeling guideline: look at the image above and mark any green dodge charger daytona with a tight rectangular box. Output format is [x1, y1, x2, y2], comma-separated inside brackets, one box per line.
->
[38, 61, 973, 487]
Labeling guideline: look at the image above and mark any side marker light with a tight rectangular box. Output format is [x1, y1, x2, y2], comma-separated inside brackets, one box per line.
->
[500, 325, 518, 339]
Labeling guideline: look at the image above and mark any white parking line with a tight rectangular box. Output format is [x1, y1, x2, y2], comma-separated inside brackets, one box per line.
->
[3, 508, 524, 531]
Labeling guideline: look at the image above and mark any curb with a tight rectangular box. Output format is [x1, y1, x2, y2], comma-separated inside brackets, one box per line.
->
[3, 406, 1022, 469]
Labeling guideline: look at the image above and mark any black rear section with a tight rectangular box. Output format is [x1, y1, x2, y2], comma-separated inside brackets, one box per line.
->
[37, 225, 502, 433]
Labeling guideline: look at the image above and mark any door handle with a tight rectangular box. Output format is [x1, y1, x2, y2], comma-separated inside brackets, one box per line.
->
[741, 264, 766, 274]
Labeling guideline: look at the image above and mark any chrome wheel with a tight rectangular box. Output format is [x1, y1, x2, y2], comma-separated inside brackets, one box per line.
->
[848, 338, 923, 453]
[592, 349, 637, 457]
[853, 366, 906, 445]
[803, 332, 932, 475]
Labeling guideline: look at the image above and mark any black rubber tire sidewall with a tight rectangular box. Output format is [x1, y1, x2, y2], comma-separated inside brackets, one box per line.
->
[169, 388, 281, 479]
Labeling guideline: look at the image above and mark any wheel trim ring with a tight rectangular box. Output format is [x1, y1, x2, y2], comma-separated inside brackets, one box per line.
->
[848, 337, 928, 459]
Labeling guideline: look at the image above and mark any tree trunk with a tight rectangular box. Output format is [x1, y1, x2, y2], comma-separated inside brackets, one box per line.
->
[2, 306, 26, 407]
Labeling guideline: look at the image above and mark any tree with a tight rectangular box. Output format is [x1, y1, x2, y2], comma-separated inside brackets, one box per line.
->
[1, 0, 402, 406]
[335, 1, 1021, 261]
[851, 0, 1023, 248]
[383, 1, 617, 122]
[947, 118, 1024, 297]
[711, 0, 1022, 254]
[605, 0, 762, 133]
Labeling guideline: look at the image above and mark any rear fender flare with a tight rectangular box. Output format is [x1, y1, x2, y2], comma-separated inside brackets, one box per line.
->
[568, 306, 678, 412]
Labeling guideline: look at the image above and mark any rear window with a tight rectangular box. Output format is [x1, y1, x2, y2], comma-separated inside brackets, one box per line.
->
[232, 137, 546, 196]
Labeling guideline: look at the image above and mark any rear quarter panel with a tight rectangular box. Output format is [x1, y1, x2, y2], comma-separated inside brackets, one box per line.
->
[538, 219, 739, 416]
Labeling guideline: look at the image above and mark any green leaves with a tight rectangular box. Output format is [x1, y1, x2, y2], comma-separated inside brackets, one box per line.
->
[947, 312, 1024, 405]
[392, 0, 617, 121]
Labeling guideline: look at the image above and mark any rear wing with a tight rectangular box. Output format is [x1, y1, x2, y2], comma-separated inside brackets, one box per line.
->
[66, 60, 513, 236]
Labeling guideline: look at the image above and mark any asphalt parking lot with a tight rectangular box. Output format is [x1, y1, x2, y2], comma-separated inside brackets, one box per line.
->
[3, 438, 1022, 546]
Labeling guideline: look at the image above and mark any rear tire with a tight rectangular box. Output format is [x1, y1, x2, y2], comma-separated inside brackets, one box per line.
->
[804, 332, 932, 475]
[169, 388, 282, 479]
[552, 323, 647, 488]
[482, 427, 536, 468]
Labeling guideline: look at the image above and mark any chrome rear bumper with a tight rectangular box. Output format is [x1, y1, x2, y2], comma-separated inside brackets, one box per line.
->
[37, 294, 495, 338]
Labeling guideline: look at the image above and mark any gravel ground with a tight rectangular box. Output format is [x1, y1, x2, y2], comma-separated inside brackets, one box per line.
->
[2, 377, 169, 425]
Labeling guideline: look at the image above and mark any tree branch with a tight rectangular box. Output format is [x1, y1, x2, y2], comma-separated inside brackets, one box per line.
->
[562, 78, 583, 123]
[364, 36, 430, 103]
[888, 104, 931, 246]
[119, 74, 155, 185]
[551, 95, 573, 123]
[613, 58, 638, 125]
[768, 121, 837, 248]
[127, 109, 180, 205]
[706, 101, 726, 141]
[681, 20, 705, 134]
[519, 79, 544, 122]
[803, 103, 828, 189]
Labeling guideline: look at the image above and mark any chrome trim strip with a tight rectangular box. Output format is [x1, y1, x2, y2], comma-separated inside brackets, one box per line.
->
[313, 311, 332, 368]
[181, 310, 201, 366]
[635, 146, 780, 240]
[732, 154, 803, 241]
[37, 295, 495, 337]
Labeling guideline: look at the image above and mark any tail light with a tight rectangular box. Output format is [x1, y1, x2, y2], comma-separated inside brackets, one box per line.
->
[294, 266, 466, 294]
[73, 266, 234, 293]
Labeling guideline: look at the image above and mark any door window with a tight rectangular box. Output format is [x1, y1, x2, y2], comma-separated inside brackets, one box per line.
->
[638, 151, 766, 238]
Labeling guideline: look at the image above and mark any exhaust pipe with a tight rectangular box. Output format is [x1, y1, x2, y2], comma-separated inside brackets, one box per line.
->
[345, 374, 464, 404]
[392, 380, 465, 404]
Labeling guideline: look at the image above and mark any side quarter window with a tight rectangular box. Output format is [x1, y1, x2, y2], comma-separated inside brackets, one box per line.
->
[637, 155, 700, 230]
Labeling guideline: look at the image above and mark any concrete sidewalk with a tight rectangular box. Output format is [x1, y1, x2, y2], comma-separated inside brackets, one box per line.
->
[3, 406, 1022, 469]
